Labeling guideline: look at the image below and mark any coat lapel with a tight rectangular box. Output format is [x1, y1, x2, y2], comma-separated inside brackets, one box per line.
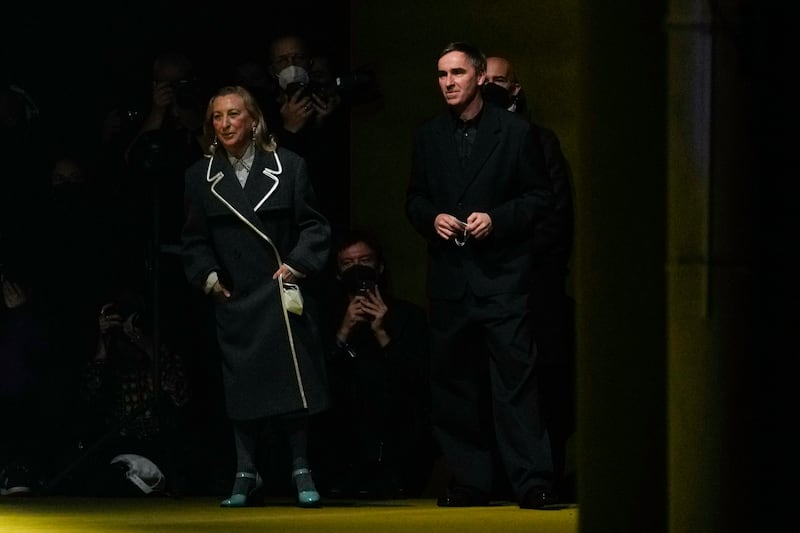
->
[243, 150, 281, 211]
[206, 152, 273, 235]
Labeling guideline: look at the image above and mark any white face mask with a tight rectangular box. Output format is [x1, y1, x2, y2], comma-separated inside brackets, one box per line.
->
[277, 65, 310, 90]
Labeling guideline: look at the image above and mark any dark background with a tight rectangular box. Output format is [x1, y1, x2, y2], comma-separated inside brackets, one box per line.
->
[2, 2, 350, 141]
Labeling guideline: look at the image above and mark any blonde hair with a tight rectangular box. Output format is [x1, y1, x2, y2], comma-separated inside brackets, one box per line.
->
[204, 85, 277, 154]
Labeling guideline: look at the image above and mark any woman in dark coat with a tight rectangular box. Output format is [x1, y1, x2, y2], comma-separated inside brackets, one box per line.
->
[181, 85, 330, 507]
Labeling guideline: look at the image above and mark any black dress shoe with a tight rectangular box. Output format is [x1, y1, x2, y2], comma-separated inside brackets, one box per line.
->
[437, 486, 490, 507]
[518, 487, 558, 509]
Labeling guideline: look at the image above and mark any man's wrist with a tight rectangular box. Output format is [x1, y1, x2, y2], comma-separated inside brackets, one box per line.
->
[335, 336, 356, 358]
[374, 329, 391, 348]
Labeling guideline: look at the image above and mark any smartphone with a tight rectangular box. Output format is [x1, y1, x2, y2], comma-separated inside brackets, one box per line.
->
[357, 279, 377, 295]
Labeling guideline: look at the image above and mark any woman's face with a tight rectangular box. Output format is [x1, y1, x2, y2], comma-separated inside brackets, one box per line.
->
[211, 93, 254, 157]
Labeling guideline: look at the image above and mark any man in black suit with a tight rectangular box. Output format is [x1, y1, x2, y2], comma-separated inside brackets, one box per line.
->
[405, 42, 556, 509]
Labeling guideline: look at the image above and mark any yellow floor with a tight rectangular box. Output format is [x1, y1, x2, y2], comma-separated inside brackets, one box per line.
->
[0, 496, 578, 533]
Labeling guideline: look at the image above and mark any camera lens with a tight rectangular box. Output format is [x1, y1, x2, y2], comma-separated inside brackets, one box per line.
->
[285, 82, 308, 98]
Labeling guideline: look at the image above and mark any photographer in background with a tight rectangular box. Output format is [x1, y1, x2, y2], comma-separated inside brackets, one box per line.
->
[265, 33, 350, 233]
[71, 284, 191, 496]
[120, 49, 209, 378]
[314, 230, 435, 499]
[125, 49, 207, 248]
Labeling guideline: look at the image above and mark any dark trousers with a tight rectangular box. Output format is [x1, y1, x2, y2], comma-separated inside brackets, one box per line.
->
[530, 259, 576, 496]
[428, 290, 553, 499]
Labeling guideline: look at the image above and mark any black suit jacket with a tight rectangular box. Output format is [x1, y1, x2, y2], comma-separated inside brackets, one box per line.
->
[406, 102, 552, 300]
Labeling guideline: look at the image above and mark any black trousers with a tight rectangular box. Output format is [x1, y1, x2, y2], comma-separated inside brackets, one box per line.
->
[428, 290, 553, 499]
[529, 260, 576, 496]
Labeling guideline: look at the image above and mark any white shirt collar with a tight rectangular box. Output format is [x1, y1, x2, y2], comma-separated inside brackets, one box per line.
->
[227, 143, 256, 186]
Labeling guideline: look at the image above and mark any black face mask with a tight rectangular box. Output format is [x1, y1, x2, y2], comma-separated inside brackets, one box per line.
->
[339, 264, 380, 294]
[481, 82, 512, 109]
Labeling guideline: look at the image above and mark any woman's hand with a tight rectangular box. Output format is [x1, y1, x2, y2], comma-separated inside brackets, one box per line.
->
[273, 264, 298, 283]
[210, 280, 231, 303]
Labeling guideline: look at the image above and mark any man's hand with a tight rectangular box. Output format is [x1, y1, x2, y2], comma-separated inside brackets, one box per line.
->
[465, 212, 493, 240]
[361, 286, 388, 332]
[434, 213, 468, 241]
[280, 90, 314, 133]
[151, 81, 176, 111]
[310, 91, 339, 125]
[338, 295, 368, 340]
[338, 286, 391, 348]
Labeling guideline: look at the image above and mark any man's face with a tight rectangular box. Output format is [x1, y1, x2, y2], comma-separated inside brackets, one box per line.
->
[437, 51, 485, 108]
[269, 37, 311, 76]
[337, 241, 379, 273]
[485, 57, 514, 92]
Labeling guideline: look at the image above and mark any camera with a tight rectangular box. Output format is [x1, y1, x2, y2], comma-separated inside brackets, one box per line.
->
[285, 80, 332, 104]
[284, 81, 311, 99]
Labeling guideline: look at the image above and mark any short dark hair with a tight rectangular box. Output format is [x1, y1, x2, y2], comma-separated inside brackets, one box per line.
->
[439, 41, 487, 74]
[334, 229, 384, 265]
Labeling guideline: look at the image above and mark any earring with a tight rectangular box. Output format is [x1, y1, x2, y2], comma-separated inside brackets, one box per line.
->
[251, 126, 257, 141]
[212, 137, 219, 147]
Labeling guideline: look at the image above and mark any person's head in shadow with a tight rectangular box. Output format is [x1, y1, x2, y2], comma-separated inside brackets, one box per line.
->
[333, 229, 388, 298]
[268, 34, 313, 94]
[127, 49, 207, 176]
[233, 60, 275, 111]
[482, 55, 529, 117]
[151, 50, 203, 122]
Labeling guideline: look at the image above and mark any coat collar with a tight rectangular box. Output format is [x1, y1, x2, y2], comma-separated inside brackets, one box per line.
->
[205, 149, 283, 231]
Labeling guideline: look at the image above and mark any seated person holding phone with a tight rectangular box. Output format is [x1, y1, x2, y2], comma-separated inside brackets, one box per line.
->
[314, 230, 435, 499]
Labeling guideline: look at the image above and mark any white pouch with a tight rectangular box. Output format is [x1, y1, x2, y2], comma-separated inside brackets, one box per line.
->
[279, 277, 304, 316]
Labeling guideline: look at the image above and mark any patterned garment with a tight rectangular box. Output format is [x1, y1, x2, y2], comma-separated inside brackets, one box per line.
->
[82, 332, 189, 440]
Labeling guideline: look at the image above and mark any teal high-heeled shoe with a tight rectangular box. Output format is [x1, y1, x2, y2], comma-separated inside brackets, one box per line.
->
[220, 471, 263, 508]
[292, 468, 321, 508]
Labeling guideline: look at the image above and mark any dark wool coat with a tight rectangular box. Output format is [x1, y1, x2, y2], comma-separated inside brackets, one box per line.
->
[182, 147, 330, 420]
